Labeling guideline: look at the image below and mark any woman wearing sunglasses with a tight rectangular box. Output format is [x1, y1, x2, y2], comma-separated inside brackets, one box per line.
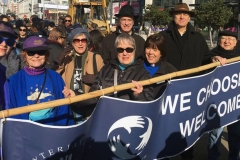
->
[57, 28, 104, 123]
[64, 33, 154, 118]
[4, 36, 74, 126]
[0, 22, 23, 79]
[16, 25, 28, 50]
[0, 22, 17, 110]
[143, 34, 177, 100]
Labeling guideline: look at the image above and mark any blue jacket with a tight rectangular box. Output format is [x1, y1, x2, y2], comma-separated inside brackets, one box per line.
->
[5, 69, 74, 126]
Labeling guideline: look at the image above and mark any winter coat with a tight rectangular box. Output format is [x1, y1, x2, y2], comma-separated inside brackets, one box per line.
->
[144, 60, 177, 99]
[0, 48, 24, 79]
[101, 27, 145, 64]
[46, 40, 64, 69]
[56, 50, 104, 93]
[78, 59, 154, 108]
[160, 21, 211, 71]
[0, 64, 6, 110]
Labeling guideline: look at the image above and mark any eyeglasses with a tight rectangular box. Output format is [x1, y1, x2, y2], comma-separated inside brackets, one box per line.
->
[221, 37, 236, 41]
[120, 18, 133, 23]
[0, 37, 15, 47]
[19, 29, 26, 32]
[65, 20, 71, 22]
[26, 50, 46, 56]
[73, 38, 88, 44]
[116, 47, 134, 53]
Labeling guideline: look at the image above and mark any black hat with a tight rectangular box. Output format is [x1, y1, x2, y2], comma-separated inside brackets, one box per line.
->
[218, 30, 238, 39]
[115, 5, 138, 19]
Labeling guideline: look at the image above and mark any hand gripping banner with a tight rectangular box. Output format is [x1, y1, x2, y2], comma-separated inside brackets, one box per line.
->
[2, 61, 240, 160]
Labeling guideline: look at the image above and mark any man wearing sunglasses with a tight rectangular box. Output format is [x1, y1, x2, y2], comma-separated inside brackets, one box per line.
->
[101, 5, 145, 64]
[61, 15, 73, 41]
[0, 22, 17, 110]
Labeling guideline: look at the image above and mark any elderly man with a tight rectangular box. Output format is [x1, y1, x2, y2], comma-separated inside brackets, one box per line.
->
[208, 30, 238, 160]
[101, 4, 145, 64]
[160, 3, 226, 160]
[0, 22, 17, 110]
[160, 3, 225, 73]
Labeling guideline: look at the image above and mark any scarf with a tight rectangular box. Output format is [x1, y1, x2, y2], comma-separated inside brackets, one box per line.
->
[211, 45, 240, 59]
[24, 66, 45, 75]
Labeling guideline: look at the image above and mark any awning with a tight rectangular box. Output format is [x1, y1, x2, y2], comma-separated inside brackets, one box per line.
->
[48, 10, 67, 14]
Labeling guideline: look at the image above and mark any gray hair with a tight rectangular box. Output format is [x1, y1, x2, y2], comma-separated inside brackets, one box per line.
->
[115, 33, 136, 49]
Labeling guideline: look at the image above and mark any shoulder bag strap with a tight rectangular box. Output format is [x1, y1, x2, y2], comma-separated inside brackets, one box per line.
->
[35, 71, 47, 104]
[93, 53, 98, 75]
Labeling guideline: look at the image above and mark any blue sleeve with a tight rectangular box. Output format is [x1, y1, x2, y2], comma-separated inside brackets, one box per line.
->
[5, 78, 29, 120]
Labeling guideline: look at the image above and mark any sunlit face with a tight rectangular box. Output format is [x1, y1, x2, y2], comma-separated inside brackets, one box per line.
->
[117, 40, 135, 65]
[2, 18, 8, 22]
[64, 17, 72, 27]
[25, 50, 46, 69]
[0, 37, 13, 57]
[119, 17, 134, 33]
[72, 34, 88, 55]
[173, 12, 190, 28]
[219, 36, 237, 50]
[145, 46, 162, 64]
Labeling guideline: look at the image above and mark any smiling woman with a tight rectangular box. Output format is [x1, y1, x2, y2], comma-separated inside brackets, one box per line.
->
[0, 22, 17, 110]
[4, 36, 75, 126]
[56, 28, 104, 124]
[69, 33, 154, 127]
[143, 34, 177, 99]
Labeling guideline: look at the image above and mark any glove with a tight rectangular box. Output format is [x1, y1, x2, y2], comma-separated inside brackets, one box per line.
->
[82, 74, 96, 85]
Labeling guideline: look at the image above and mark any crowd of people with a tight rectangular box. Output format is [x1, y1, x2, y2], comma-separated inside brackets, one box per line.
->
[0, 2, 239, 160]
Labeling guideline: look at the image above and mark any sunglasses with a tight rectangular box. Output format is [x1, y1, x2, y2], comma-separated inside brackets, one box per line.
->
[73, 38, 87, 44]
[116, 47, 134, 53]
[19, 29, 26, 32]
[0, 37, 15, 47]
[65, 20, 71, 22]
[26, 50, 46, 56]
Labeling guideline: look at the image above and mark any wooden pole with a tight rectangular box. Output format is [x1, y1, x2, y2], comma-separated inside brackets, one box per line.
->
[1, 57, 240, 119]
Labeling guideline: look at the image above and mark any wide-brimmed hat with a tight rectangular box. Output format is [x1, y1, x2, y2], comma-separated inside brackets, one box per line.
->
[218, 30, 238, 39]
[115, 5, 138, 19]
[169, 3, 195, 17]
[23, 36, 50, 51]
[0, 23, 17, 39]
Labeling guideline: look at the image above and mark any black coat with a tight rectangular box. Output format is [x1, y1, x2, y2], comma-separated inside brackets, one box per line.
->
[160, 21, 211, 71]
[211, 45, 240, 59]
[101, 27, 145, 64]
[76, 59, 154, 112]
[144, 60, 177, 99]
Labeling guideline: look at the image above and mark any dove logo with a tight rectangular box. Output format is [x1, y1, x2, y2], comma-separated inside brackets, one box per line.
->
[107, 116, 152, 159]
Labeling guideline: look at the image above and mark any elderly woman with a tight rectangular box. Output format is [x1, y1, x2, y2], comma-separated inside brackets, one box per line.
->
[4, 36, 74, 126]
[58, 28, 104, 123]
[143, 34, 177, 99]
[208, 30, 238, 160]
[64, 33, 154, 115]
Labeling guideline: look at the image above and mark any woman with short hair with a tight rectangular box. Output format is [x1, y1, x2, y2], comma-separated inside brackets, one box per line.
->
[63, 33, 154, 115]
[143, 34, 177, 99]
